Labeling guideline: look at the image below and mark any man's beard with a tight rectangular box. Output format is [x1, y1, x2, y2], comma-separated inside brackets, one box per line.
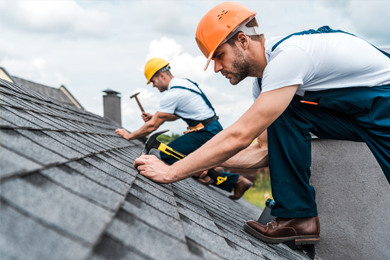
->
[226, 47, 250, 85]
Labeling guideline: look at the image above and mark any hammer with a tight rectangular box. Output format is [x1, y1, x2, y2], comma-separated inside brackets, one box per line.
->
[130, 92, 145, 112]
[141, 129, 228, 185]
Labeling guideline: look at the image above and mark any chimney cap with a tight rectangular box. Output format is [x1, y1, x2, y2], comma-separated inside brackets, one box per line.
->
[102, 89, 121, 96]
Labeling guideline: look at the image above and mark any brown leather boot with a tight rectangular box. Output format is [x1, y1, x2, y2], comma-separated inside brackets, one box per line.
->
[244, 217, 320, 245]
[229, 175, 253, 200]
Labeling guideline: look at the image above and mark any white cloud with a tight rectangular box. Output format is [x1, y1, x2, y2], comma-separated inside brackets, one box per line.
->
[141, 37, 254, 133]
[3, 57, 69, 87]
[145, 37, 214, 85]
[348, 1, 390, 45]
[0, 0, 111, 38]
[150, 2, 201, 36]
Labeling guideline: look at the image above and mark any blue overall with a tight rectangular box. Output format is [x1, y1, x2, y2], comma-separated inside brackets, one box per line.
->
[160, 79, 239, 192]
[263, 26, 390, 218]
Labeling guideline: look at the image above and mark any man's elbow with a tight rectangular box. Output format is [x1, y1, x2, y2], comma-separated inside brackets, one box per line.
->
[148, 123, 159, 132]
[228, 130, 253, 153]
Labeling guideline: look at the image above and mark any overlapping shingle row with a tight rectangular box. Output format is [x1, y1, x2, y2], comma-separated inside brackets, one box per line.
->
[0, 79, 311, 260]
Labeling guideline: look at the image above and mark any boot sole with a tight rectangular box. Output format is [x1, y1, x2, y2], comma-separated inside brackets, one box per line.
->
[229, 182, 253, 200]
[243, 223, 320, 245]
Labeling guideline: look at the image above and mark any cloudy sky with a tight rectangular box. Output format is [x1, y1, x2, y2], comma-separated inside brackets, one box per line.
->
[1, 0, 389, 134]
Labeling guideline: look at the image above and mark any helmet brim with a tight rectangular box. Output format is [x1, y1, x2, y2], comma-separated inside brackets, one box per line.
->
[204, 50, 215, 71]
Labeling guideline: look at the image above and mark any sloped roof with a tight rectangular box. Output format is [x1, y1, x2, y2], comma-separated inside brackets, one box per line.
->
[0, 79, 312, 260]
[11, 76, 84, 109]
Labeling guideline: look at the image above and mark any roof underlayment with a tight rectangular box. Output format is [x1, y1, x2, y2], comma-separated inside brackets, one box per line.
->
[0, 79, 313, 260]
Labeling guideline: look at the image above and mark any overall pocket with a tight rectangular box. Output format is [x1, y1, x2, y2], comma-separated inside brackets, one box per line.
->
[316, 96, 368, 114]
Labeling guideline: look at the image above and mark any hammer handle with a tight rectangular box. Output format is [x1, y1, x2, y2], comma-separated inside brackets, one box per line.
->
[135, 97, 145, 112]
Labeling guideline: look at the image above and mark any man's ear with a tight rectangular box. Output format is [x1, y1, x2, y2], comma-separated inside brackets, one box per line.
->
[237, 32, 249, 50]
[159, 72, 166, 81]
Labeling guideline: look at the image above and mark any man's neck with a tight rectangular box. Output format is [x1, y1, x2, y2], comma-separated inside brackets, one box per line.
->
[165, 76, 174, 90]
[166, 76, 174, 90]
[248, 38, 267, 78]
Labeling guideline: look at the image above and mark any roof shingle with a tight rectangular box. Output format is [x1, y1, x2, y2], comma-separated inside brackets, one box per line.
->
[0, 78, 314, 260]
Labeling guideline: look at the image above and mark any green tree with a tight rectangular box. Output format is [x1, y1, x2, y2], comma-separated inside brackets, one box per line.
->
[156, 132, 181, 144]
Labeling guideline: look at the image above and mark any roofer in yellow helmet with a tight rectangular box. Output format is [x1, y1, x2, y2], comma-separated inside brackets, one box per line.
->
[115, 57, 253, 200]
[134, 2, 390, 246]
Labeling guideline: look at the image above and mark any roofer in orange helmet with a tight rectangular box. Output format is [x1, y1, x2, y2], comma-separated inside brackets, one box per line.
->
[134, 2, 390, 246]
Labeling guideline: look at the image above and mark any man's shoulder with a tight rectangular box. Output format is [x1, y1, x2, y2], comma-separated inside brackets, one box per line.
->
[169, 78, 197, 91]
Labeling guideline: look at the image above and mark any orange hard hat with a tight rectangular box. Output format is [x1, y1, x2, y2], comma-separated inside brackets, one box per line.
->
[196, 2, 257, 70]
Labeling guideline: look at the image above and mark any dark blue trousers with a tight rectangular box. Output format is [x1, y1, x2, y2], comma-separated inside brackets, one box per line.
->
[160, 120, 239, 192]
[268, 85, 390, 218]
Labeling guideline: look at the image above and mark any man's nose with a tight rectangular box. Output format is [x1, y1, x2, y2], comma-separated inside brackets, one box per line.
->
[214, 60, 223, 73]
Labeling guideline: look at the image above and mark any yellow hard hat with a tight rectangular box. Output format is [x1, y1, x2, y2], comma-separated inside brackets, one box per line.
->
[144, 58, 170, 84]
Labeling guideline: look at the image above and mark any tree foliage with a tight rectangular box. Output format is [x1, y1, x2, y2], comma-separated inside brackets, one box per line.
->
[156, 132, 181, 144]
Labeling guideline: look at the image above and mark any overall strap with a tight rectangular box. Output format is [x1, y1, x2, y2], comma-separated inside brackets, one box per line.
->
[271, 26, 353, 52]
[256, 77, 262, 92]
[170, 80, 217, 127]
[170, 79, 216, 115]
[271, 25, 390, 59]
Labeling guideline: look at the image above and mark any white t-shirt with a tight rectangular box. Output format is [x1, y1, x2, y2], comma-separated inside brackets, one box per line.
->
[253, 32, 390, 101]
[158, 78, 215, 120]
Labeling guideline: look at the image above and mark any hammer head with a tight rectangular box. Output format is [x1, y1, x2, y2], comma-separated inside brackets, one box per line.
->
[141, 129, 169, 155]
[130, 92, 140, 99]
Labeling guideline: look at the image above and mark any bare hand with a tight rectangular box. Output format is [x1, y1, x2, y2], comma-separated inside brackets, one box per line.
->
[134, 155, 174, 183]
[141, 112, 153, 122]
[194, 170, 212, 184]
[115, 128, 131, 140]
[194, 170, 208, 179]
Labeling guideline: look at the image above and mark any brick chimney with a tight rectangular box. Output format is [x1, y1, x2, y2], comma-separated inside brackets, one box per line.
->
[102, 89, 121, 125]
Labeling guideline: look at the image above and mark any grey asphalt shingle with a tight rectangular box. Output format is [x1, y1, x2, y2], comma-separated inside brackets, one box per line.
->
[1, 129, 67, 165]
[180, 213, 236, 259]
[1, 175, 113, 244]
[0, 146, 42, 179]
[16, 129, 84, 160]
[132, 179, 176, 205]
[1, 106, 41, 129]
[122, 197, 186, 242]
[0, 202, 90, 260]
[40, 166, 123, 211]
[177, 202, 221, 234]
[106, 214, 192, 260]
[65, 160, 130, 195]
[128, 184, 180, 220]
[5, 106, 56, 130]
[47, 131, 96, 154]
[91, 235, 147, 260]
[83, 156, 136, 184]
[0, 117, 17, 127]
[0, 78, 313, 260]
[186, 238, 225, 260]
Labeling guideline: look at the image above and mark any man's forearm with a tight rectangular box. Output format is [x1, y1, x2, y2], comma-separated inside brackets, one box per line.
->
[221, 130, 268, 169]
[221, 142, 268, 169]
[127, 122, 157, 140]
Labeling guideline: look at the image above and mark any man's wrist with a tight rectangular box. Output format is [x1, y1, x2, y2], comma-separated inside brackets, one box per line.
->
[125, 133, 133, 140]
[166, 165, 180, 183]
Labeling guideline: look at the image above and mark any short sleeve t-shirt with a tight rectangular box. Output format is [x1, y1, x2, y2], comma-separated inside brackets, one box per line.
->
[158, 78, 215, 120]
[252, 33, 390, 101]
